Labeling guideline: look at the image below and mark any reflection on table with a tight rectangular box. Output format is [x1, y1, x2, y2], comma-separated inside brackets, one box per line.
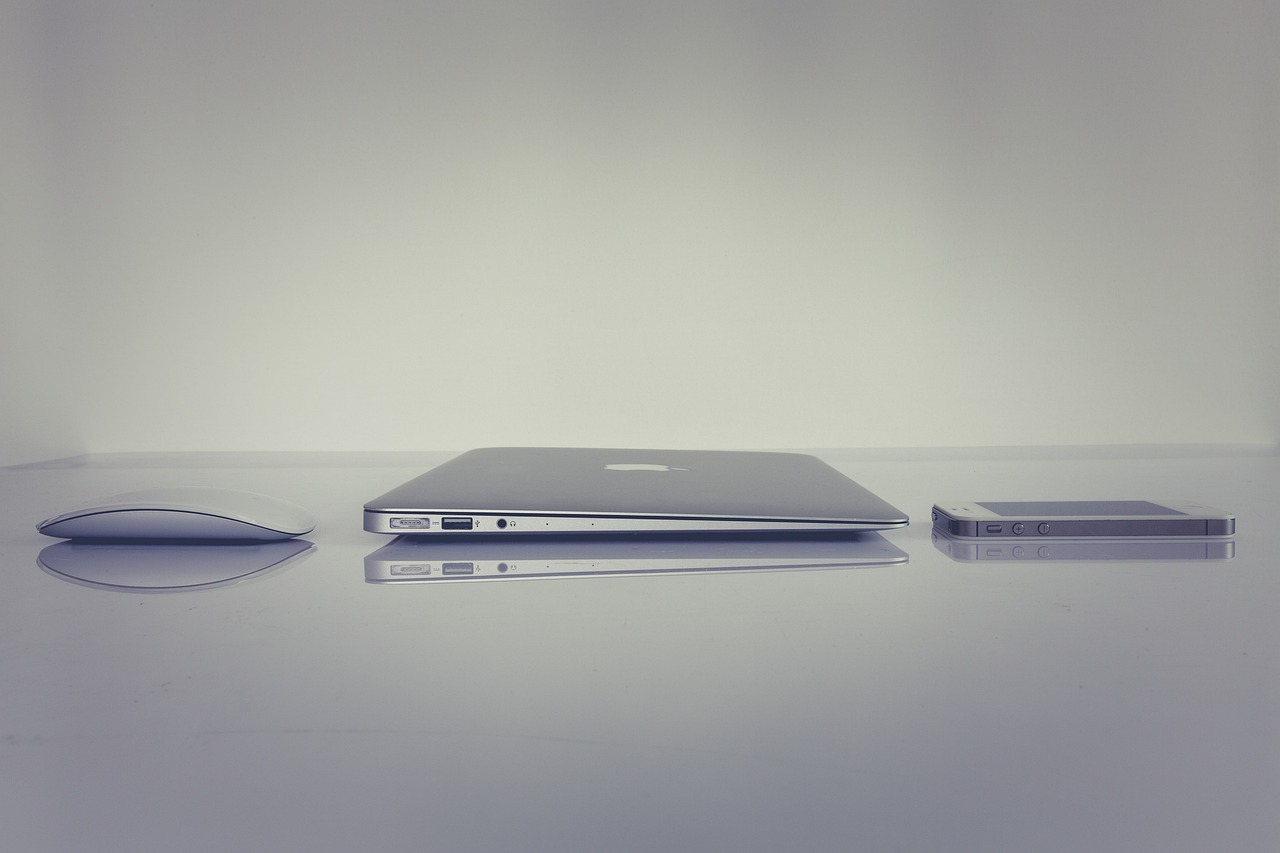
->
[932, 529, 1234, 562]
[365, 532, 908, 583]
[37, 539, 315, 592]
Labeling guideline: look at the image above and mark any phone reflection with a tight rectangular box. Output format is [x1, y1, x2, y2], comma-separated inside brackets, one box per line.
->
[38, 540, 315, 593]
[931, 529, 1234, 563]
[365, 533, 908, 583]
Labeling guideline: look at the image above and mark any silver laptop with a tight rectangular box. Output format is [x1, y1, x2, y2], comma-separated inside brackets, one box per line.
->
[363, 447, 908, 535]
[366, 532, 908, 582]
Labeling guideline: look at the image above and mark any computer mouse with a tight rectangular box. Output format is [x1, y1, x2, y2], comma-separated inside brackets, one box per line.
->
[36, 487, 317, 541]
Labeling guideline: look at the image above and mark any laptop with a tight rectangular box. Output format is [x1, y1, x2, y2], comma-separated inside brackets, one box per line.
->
[365, 532, 908, 582]
[363, 447, 908, 535]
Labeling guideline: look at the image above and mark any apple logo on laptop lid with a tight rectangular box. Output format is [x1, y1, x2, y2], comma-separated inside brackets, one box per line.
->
[604, 463, 690, 472]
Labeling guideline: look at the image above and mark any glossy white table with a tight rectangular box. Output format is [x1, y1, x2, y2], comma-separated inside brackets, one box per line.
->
[2, 448, 1276, 852]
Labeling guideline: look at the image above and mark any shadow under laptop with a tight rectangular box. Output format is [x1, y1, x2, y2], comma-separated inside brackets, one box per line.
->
[364, 531, 908, 583]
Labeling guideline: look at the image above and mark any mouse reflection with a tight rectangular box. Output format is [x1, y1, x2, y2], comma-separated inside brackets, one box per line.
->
[365, 533, 908, 583]
[931, 529, 1234, 563]
[37, 540, 315, 593]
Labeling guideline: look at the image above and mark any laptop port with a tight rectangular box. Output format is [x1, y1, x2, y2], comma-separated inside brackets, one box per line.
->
[390, 563, 432, 575]
[390, 517, 430, 529]
[441, 517, 474, 530]
[441, 562, 475, 575]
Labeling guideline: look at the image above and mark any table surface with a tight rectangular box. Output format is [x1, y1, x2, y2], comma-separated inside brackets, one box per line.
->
[2, 447, 1276, 853]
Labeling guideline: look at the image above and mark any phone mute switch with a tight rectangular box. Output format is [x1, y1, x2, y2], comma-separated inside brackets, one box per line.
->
[985, 524, 1003, 534]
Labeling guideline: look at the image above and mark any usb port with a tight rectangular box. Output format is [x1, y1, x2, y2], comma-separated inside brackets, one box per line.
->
[441, 562, 475, 575]
[441, 517, 474, 530]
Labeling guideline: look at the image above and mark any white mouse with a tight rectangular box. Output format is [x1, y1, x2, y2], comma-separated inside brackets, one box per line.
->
[37, 487, 317, 541]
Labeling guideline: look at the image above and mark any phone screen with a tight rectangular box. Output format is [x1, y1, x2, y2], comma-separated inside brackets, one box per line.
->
[976, 501, 1187, 517]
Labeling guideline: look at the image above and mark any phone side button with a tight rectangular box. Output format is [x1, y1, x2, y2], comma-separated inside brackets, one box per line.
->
[986, 524, 1003, 534]
[1038, 523, 1051, 534]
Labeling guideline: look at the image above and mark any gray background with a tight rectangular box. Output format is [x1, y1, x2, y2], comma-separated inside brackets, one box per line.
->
[4, 1, 1276, 465]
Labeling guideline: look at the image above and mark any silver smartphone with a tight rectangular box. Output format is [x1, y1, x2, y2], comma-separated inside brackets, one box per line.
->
[931, 500, 1234, 538]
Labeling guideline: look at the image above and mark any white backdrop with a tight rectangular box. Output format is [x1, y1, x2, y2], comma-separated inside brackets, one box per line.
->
[4, 1, 1277, 465]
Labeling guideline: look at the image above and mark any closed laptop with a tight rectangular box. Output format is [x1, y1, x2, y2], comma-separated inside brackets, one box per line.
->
[363, 447, 908, 535]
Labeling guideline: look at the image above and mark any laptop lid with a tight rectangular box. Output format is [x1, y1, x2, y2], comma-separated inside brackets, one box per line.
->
[363, 447, 909, 535]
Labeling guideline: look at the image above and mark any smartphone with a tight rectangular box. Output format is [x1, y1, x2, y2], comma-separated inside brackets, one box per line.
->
[931, 500, 1234, 538]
